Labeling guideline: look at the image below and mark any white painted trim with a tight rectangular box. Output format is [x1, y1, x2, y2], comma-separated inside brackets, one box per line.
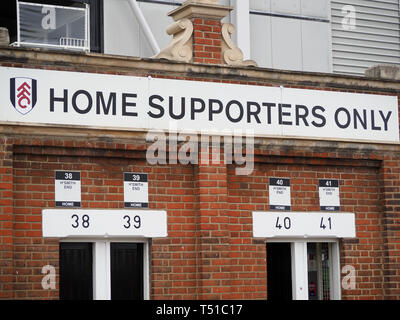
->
[85, 3, 90, 52]
[291, 242, 309, 300]
[331, 241, 341, 300]
[143, 240, 150, 300]
[327, 0, 334, 73]
[93, 241, 110, 300]
[232, 0, 251, 60]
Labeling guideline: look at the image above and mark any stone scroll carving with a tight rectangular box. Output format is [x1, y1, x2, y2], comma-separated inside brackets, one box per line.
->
[154, 18, 194, 63]
[185, 0, 219, 4]
[221, 23, 257, 67]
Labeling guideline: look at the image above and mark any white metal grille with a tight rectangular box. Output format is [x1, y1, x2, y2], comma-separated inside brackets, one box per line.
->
[331, 0, 400, 76]
[59, 37, 87, 48]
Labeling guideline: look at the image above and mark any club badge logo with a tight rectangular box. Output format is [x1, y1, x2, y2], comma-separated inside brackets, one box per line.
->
[10, 77, 37, 115]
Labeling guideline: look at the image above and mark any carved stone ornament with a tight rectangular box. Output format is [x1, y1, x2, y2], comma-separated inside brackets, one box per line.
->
[154, 0, 258, 67]
[221, 23, 257, 67]
[154, 18, 194, 63]
[185, 0, 219, 4]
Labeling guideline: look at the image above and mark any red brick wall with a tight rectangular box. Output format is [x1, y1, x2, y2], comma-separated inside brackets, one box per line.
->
[0, 58, 399, 299]
[227, 158, 384, 300]
[379, 157, 400, 298]
[192, 18, 223, 64]
[5, 136, 397, 299]
[11, 141, 198, 299]
[0, 137, 14, 298]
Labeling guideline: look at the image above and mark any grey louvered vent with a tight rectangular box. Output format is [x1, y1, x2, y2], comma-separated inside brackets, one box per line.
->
[331, 0, 400, 76]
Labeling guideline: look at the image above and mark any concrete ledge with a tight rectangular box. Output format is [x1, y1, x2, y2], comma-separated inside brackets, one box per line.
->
[1, 46, 400, 93]
[365, 65, 400, 81]
[0, 28, 9, 46]
[1, 122, 399, 155]
[168, 2, 232, 21]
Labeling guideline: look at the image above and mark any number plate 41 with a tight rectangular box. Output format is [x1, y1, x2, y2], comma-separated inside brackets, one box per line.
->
[252, 212, 356, 238]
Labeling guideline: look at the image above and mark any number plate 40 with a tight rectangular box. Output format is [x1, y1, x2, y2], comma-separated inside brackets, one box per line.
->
[253, 212, 356, 239]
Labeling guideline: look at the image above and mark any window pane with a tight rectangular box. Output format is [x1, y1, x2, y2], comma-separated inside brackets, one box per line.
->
[321, 243, 331, 300]
[59, 242, 93, 300]
[111, 243, 144, 300]
[18, 2, 88, 49]
[307, 242, 331, 300]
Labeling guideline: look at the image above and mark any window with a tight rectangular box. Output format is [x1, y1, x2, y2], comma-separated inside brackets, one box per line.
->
[110, 243, 144, 300]
[266, 243, 292, 300]
[59, 240, 149, 300]
[307, 243, 332, 300]
[1, 0, 103, 52]
[17, 1, 90, 51]
[267, 240, 341, 300]
[59, 242, 93, 300]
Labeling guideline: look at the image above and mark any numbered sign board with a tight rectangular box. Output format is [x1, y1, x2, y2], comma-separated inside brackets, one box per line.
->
[252, 211, 356, 238]
[269, 178, 291, 210]
[124, 173, 149, 208]
[55, 171, 81, 207]
[319, 179, 340, 211]
[42, 209, 167, 238]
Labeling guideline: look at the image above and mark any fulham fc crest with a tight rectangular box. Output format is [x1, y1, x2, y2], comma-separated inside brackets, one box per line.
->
[10, 77, 37, 115]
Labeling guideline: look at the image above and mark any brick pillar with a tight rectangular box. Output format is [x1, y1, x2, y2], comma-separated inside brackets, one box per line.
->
[167, 0, 232, 65]
[0, 136, 14, 298]
[192, 18, 222, 64]
[195, 142, 230, 299]
[380, 157, 400, 299]
[366, 64, 400, 299]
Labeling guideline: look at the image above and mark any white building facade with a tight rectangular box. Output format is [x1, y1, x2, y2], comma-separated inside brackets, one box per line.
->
[1, 0, 399, 76]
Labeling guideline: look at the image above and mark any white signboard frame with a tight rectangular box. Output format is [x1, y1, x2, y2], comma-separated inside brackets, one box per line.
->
[124, 173, 149, 208]
[0, 66, 399, 143]
[269, 178, 291, 210]
[54, 170, 81, 207]
[42, 209, 167, 238]
[252, 211, 356, 239]
[319, 179, 340, 211]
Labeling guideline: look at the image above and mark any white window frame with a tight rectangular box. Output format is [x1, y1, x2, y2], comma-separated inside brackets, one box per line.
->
[267, 238, 341, 300]
[60, 238, 150, 300]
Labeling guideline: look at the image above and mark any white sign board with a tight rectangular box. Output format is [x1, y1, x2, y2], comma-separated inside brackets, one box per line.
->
[252, 211, 356, 238]
[269, 178, 291, 210]
[319, 179, 340, 211]
[0, 67, 399, 143]
[54, 171, 81, 207]
[42, 209, 167, 238]
[124, 173, 148, 208]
